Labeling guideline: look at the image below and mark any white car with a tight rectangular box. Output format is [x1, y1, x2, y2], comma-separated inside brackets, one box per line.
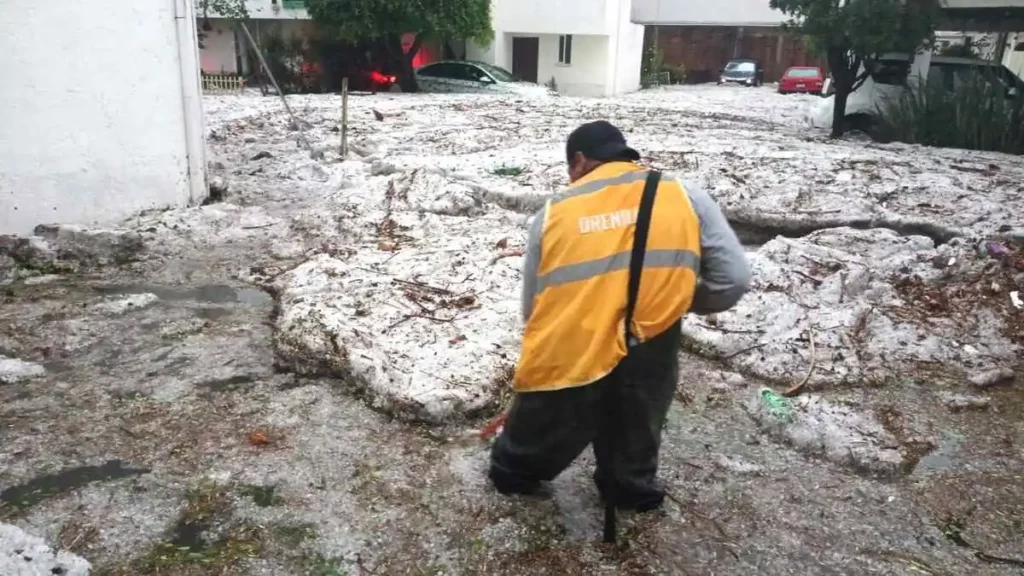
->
[415, 60, 555, 97]
[809, 55, 1023, 132]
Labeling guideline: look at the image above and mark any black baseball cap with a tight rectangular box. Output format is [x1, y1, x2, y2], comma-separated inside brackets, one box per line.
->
[565, 121, 641, 164]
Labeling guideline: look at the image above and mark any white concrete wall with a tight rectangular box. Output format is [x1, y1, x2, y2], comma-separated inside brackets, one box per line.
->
[0, 0, 206, 236]
[536, 34, 611, 96]
[466, 34, 508, 69]
[1003, 32, 1024, 77]
[611, 0, 645, 95]
[199, 19, 239, 74]
[496, 0, 613, 35]
[468, 0, 641, 97]
[942, 0, 1024, 8]
[631, 0, 786, 26]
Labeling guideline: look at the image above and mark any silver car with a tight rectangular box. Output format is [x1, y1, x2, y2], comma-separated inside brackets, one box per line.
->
[415, 60, 555, 96]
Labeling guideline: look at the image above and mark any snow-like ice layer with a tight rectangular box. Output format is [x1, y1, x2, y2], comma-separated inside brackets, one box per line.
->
[272, 170, 527, 421]
[0, 357, 45, 385]
[156, 88, 1024, 421]
[201, 87, 1024, 247]
[91, 293, 159, 315]
[746, 390, 907, 478]
[683, 228, 1020, 390]
[0, 522, 90, 576]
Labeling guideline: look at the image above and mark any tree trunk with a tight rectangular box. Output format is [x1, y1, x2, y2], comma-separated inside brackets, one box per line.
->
[385, 34, 422, 93]
[826, 46, 854, 139]
[831, 87, 849, 139]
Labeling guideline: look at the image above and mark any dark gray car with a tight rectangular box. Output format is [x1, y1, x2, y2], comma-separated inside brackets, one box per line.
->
[718, 59, 764, 87]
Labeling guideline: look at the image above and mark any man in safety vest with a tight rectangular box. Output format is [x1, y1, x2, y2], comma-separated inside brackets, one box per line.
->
[489, 120, 752, 512]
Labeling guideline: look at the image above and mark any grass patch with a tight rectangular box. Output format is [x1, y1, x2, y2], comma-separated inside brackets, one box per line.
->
[305, 554, 349, 576]
[237, 483, 282, 507]
[116, 481, 264, 575]
[875, 73, 1024, 153]
[492, 165, 525, 177]
[272, 522, 318, 548]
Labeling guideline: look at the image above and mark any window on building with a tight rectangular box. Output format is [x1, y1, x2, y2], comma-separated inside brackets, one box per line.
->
[558, 35, 573, 65]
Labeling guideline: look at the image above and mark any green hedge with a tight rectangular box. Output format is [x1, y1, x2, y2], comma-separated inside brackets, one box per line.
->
[875, 74, 1024, 154]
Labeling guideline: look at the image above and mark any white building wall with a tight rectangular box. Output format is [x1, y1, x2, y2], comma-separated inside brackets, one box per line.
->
[536, 34, 610, 97]
[469, 0, 642, 97]
[631, 0, 786, 26]
[496, 0, 613, 35]
[1004, 33, 1024, 77]
[200, 20, 239, 74]
[0, 0, 206, 236]
[611, 0, 645, 95]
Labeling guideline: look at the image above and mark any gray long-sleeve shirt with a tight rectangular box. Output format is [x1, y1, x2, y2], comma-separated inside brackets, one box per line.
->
[520, 176, 751, 322]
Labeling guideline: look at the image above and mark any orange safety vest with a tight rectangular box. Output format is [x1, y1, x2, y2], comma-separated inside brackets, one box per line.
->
[513, 162, 702, 392]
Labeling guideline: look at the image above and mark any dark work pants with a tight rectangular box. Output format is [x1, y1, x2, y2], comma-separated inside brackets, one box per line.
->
[489, 320, 681, 510]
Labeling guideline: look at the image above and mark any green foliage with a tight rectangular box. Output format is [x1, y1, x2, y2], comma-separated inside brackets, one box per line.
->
[199, 0, 248, 20]
[938, 37, 990, 59]
[771, 0, 939, 60]
[874, 72, 1024, 153]
[641, 44, 685, 88]
[305, 0, 492, 91]
[770, 0, 942, 136]
[492, 165, 524, 177]
[256, 31, 309, 93]
[196, 0, 247, 52]
[237, 483, 282, 507]
[305, 554, 349, 576]
[304, 0, 493, 46]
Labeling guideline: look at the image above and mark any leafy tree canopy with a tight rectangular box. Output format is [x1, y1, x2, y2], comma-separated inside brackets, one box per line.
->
[305, 0, 494, 46]
[770, 0, 941, 136]
[199, 0, 249, 20]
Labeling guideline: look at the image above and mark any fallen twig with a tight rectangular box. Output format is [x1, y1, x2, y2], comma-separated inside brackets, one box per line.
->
[793, 270, 824, 286]
[722, 342, 767, 360]
[664, 490, 740, 560]
[700, 325, 765, 335]
[392, 278, 453, 296]
[783, 328, 816, 397]
[382, 312, 456, 333]
[975, 551, 1024, 568]
[490, 249, 525, 265]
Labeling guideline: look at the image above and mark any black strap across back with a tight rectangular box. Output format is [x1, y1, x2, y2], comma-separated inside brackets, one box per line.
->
[602, 169, 661, 544]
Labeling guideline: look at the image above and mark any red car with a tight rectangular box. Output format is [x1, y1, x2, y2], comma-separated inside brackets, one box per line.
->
[778, 67, 825, 94]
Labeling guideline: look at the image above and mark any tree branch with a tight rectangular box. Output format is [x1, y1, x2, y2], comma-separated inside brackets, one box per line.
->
[406, 34, 425, 63]
[851, 69, 871, 92]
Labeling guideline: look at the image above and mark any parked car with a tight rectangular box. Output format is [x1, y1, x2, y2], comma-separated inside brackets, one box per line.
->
[717, 59, 764, 87]
[415, 60, 555, 96]
[809, 54, 1024, 132]
[778, 66, 825, 94]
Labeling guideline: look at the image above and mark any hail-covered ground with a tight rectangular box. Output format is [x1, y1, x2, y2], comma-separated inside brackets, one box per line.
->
[1, 85, 1022, 575]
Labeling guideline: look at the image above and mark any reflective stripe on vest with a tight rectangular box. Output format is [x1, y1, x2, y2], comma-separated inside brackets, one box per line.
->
[513, 162, 702, 393]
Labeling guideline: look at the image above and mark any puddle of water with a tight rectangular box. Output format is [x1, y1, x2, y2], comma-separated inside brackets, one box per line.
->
[913, 431, 964, 474]
[94, 284, 273, 307]
[0, 460, 150, 513]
